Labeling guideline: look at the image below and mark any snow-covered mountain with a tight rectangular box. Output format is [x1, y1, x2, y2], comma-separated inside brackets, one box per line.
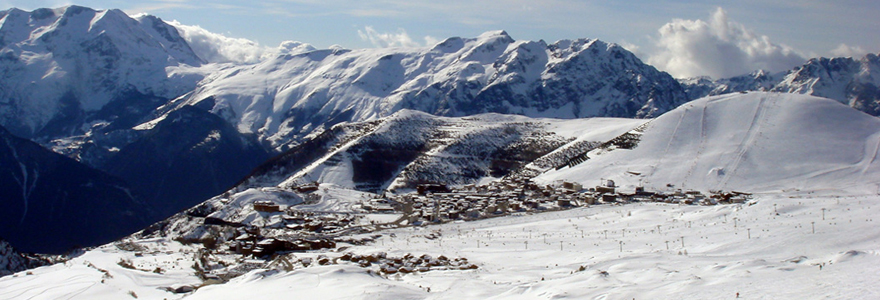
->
[539, 92, 880, 194]
[0, 124, 154, 253]
[160, 31, 687, 151]
[0, 6, 272, 233]
[0, 6, 206, 141]
[679, 70, 784, 100]
[682, 54, 880, 116]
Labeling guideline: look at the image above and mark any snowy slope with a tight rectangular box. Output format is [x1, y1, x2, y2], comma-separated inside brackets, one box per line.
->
[538, 92, 880, 194]
[2, 193, 879, 299]
[0, 6, 206, 140]
[163, 31, 686, 150]
[233, 110, 643, 193]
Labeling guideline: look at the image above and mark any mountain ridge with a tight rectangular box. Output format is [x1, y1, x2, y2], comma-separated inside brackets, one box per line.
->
[162, 30, 689, 151]
[680, 53, 880, 116]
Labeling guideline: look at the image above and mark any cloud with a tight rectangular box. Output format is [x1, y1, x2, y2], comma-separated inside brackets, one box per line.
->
[357, 26, 434, 48]
[423, 35, 440, 46]
[647, 8, 806, 79]
[830, 44, 869, 58]
[168, 20, 314, 64]
[619, 41, 646, 61]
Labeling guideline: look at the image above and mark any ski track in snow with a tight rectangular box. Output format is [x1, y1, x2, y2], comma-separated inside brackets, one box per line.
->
[681, 103, 708, 189]
[647, 105, 687, 182]
[860, 133, 880, 180]
[716, 94, 770, 190]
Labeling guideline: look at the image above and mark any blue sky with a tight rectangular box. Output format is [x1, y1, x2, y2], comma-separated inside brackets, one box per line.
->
[2, 0, 878, 78]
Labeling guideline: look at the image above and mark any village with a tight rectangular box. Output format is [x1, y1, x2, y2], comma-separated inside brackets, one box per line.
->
[216, 174, 751, 261]
[364, 175, 752, 227]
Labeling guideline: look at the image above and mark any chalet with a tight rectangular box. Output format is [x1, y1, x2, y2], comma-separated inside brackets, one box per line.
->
[282, 215, 305, 224]
[557, 199, 573, 207]
[562, 181, 583, 191]
[730, 196, 748, 203]
[252, 238, 285, 257]
[524, 200, 540, 210]
[596, 186, 615, 194]
[497, 201, 510, 213]
[295, 182, 320, 193]
[602, 194, 618, 202]
[253, 200, 281, 212]
[685, 190, 705, 201]
[418, 184, 451, 195]
[596, 180, 616, 194]
[582, 195, 597, 205]
[237, 241, 255, 256]
[635, 186, 655, 197]
[363, 202, 395, 213]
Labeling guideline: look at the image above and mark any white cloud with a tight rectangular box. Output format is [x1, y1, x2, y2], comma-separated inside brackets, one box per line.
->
[829, 44, 869, 58]
[278, 40, 317, 55]
[168, 21, 314, 64]
[619, 41, 646, 61]
[424, 35, 440, 47]
[357, 26, 433, 48]
[647, 8, 806, 79]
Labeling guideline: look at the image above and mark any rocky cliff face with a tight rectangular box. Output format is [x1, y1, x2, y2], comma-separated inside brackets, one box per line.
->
[0, 238, 28, 277]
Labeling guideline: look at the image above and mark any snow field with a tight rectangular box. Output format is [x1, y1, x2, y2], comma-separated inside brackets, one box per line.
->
[2, 193, 878, 299]
[539, 92, 880, 194]
[345, 194, 880, 299]
[0, 238, 204, 299]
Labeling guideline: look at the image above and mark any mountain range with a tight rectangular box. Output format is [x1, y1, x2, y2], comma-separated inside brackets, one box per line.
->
[0, 5, 879, 253]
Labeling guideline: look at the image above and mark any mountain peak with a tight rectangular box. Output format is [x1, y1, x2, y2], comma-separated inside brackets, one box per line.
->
[479, 30, 510, 38]
[0, 5, 206, 139]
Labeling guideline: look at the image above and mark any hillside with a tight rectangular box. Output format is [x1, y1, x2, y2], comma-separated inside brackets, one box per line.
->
[0, 125, 154, 253]
[538, 92, 880, 194]
[162, 31, 687, 150]
[104, 106, 270, 217]
[234, 110, 644, 193]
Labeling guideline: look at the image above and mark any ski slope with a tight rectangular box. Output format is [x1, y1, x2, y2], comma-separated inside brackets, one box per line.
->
[2, 193, 879, 299]
[538, 92, 880, 194]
